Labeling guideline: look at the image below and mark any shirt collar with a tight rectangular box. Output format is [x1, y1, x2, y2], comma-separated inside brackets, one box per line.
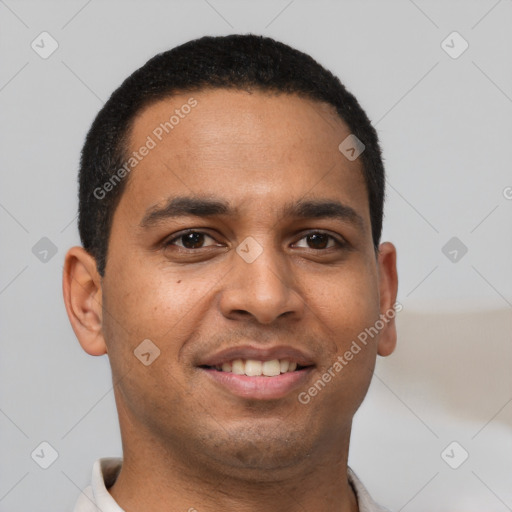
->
[347, 467, 391, 512]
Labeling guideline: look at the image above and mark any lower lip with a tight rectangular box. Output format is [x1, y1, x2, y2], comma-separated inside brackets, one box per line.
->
[200, 367, 314, 400]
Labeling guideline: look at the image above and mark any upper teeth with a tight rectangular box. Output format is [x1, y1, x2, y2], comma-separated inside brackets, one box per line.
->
[216, 359, 298, 377]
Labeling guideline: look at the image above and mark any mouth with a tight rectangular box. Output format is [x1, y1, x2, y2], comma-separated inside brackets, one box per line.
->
[197, 346, 316, 400]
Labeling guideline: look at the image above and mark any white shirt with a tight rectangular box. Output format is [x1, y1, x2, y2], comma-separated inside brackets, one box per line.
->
[73, 458, 390, 512]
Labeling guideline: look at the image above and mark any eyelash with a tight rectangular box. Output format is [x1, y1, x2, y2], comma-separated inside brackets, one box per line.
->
[163, 229, 347, 251]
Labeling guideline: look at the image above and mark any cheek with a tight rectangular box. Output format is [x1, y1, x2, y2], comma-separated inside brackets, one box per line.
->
[101, 261, 218, 400]
[304, 260, 380, 400]
[307, 259, 380, 342]
[104, 258, 207, 341]
[101, 266, 205, 424]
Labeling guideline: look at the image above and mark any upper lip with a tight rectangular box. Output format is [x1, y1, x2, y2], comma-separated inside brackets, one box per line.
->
[198, 345, 316, 367]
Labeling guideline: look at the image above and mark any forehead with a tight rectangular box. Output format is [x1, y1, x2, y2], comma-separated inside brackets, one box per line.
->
[129, 88, 347, 152]
[119, 89, 369, 227]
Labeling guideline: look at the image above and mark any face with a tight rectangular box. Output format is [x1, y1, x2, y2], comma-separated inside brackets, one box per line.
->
[67, 89, 397, 478]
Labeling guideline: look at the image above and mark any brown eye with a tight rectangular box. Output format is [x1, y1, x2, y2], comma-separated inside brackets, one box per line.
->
[306, 233, 329, 249]
[166, 231, 219, 249]
[294, 232, 342, 250]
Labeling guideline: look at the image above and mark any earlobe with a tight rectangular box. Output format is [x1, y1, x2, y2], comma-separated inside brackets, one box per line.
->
[62, 246, 107, 356]
[376, 242, 399, 357]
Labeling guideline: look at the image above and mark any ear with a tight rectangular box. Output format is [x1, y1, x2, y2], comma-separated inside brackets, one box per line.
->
[62, 246, 107, 356]
[376, 242, 399, 357]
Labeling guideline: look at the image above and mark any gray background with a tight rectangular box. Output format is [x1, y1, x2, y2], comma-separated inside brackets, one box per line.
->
[1, 0, 511, 510]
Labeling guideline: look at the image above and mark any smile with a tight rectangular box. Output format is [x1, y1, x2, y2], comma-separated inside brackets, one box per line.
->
[201, 358, 308, 377]
[199, 361, 314, 400]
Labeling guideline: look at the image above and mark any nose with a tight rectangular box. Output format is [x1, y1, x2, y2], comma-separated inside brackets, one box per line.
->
[219, 242, 305, 325]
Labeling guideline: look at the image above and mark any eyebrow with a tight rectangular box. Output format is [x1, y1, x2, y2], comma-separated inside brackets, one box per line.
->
[140, 196, 231, 228]
[139, 195, 365, 232]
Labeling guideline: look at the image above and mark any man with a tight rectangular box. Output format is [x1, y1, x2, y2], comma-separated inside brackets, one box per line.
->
[63, 34, 398, 512]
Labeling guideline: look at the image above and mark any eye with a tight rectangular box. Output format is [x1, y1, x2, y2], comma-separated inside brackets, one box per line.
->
[293, 232, 344, 250]
[165, 230, 221, 250]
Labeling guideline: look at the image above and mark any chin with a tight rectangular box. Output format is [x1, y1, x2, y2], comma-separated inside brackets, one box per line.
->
[196, 426, 314, 477]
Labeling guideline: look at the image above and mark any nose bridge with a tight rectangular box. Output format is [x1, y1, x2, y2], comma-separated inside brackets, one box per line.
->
[220, 236, 303, 324]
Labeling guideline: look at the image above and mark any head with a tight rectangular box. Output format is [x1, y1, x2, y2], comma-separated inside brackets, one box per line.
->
[63, 34, 398, 478]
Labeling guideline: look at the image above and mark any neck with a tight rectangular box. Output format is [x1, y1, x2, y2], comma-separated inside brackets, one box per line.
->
[108, 431, 358, 512]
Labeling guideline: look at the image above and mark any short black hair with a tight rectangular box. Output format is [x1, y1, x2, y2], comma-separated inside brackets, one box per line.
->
[78, 34, 385, 277]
